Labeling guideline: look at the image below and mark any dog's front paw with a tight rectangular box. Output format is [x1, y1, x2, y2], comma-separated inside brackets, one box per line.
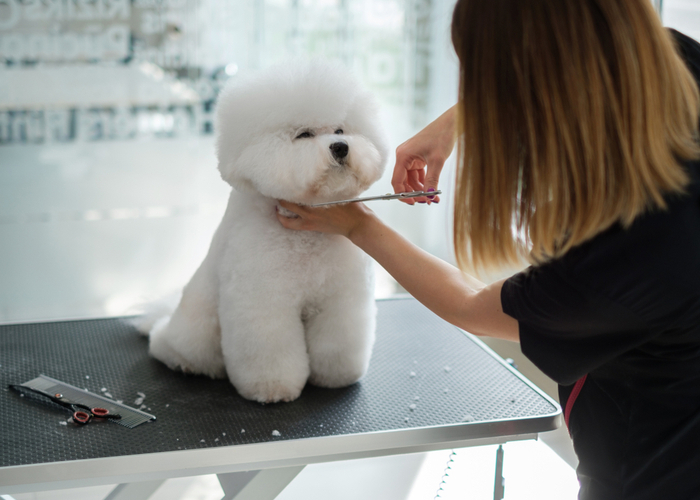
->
[150, 341, 226, 379]
[235, 379, 305, 404]
[308, 368, 365, 389]
[308, 353, 368, 389]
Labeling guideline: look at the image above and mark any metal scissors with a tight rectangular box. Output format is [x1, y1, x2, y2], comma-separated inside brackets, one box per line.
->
[308, 190, 442, 207]
[9, 384, 121, 425]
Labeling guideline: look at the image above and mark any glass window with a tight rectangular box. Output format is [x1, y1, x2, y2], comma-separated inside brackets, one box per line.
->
[0, 0, 459, 322]
[5, 1, 691, 323]
[661, 0, 700, 42]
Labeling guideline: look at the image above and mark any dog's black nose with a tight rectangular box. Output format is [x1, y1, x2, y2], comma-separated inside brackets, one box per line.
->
[330, 141, 349, 160]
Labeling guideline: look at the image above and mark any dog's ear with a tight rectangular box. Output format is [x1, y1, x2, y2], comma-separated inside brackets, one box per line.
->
[217, 156, 256, 192]
[345, 89, 390, 172]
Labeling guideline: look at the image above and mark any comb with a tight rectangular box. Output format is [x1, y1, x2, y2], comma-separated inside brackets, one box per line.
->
[17, 375, 156, 428]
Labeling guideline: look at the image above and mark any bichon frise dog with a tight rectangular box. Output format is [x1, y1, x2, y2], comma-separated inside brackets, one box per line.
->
[136, 60, 388, 403]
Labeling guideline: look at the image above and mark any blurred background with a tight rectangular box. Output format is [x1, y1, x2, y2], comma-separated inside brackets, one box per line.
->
[0, 0, 697, 324]
[0, 0, 461, 323]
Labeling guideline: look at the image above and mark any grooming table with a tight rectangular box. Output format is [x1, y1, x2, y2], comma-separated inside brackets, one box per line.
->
[0, 298, 561, 499]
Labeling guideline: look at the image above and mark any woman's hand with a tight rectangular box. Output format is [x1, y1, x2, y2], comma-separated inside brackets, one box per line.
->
[276, 200, 374, 239]
[392, 105, 457, 205]
[277, 195, 518, 342]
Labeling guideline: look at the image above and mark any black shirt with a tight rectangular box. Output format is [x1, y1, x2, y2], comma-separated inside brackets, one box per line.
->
[501, 30, 700, 500]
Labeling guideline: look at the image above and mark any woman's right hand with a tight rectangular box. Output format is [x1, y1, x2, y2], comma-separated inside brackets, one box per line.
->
[391, 105, 457, 205]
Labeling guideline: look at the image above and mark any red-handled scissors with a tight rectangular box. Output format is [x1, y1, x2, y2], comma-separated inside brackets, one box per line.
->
[9, 384, 121, 425]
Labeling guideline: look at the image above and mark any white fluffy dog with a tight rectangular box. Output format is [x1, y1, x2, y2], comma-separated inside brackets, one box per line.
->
[136, 61, 388, 403]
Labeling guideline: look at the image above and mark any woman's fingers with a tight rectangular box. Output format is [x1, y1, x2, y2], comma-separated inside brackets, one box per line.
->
[275, 203, 308, 230]
[421, 155, 444, 204]
[276, 199, 369, 238]
[391, 153, 418, 204]
[392, 154, 428, 205]
[391, 105, 456, 205]
[403, 160, 442, 205]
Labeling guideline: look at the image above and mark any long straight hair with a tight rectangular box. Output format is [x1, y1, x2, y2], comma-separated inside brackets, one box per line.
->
[450, 0, 700, 272]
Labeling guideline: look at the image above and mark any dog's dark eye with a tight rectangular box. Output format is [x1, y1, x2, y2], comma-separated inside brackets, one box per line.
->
[334, 129, 344, 135]
[296, 131, 314, 139]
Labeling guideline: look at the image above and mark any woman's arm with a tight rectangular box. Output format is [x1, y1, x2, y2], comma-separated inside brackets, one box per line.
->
[276, 202, 519, 342]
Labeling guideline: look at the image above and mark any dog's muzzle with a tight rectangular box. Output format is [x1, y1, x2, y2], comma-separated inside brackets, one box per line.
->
[330, 141, 349, 161]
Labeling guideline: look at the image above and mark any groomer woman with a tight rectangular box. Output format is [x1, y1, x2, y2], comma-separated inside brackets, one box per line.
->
[278, 0, 700, 498]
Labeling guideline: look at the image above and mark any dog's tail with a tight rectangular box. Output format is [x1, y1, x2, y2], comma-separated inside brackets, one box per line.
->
[127, 292, 181, 336]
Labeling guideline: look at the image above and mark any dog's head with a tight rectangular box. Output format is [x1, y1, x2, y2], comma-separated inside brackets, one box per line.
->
[214, 60, 388, 204]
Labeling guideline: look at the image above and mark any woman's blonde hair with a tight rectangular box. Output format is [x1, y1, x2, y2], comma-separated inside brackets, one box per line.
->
[450, 0, 700, 272]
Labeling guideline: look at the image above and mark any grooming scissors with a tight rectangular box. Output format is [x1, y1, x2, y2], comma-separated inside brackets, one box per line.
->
[9, 384, 121, 425]
[308, 190, 441, 207]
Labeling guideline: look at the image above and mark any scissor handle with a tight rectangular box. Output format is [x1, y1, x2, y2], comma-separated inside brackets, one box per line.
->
[71, 407, 120, 424]
[91, 407, 121, 420]
[91, 407, 110, 417]
[72, 410, 91, 425]
[9, 384, 121, 424]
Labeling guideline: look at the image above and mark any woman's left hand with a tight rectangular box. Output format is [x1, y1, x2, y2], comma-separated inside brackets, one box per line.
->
[278, 198, 518, 342]
[276, 200, 374, 239]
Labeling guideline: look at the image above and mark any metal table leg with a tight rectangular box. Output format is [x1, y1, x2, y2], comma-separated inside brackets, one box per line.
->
[218, 466, 305, 500]
[103, 480, 166, 500]
[493, 445, 505, 500]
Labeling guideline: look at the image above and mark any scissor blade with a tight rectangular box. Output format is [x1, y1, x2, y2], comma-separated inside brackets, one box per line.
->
[308, 190, 441, 207]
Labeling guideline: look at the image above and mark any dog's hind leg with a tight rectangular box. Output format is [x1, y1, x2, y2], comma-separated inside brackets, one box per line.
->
[148, 262, 226, 379]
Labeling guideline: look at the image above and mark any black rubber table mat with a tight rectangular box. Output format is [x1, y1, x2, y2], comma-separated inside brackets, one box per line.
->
[0, 298, 557, 468]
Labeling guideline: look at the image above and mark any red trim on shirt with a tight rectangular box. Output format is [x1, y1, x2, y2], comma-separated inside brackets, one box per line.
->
[564, 374, 587, 432]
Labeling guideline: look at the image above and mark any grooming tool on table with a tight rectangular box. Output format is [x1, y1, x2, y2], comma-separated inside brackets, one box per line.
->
[10, 381, 119, 425]
[9, 375, 156, 428]
[308, 190, 441, 207]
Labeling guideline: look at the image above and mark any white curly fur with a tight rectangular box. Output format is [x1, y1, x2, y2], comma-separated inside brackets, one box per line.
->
[136, 60, 388, 403]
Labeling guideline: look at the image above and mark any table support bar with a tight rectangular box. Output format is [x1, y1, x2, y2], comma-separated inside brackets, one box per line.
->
[218, 465, 305, 500]
[103, 479, 165, 500]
